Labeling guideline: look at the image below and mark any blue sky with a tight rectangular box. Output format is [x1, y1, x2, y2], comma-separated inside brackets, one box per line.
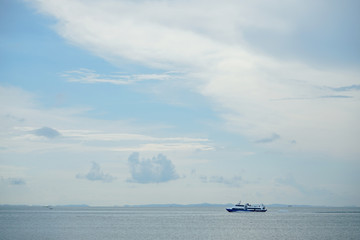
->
[1, 0, 359, 206]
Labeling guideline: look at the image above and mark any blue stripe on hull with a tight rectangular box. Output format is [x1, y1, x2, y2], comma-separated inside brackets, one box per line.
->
[226, 208, 267, 212]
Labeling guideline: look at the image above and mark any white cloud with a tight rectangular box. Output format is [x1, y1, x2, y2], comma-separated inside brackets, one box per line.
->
[127, 152, 179, 183]
[29, 0, 360, 161]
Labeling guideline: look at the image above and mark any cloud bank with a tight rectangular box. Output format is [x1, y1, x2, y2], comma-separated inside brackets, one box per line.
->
[127, 152, 179, 183]
[30, 0, 360, 159]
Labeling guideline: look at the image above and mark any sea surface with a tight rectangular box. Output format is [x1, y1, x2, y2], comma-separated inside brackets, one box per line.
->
[1, 206, 359, 240]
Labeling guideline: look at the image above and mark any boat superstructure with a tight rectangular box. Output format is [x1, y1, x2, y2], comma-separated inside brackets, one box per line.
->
[226, 201, 267, 212]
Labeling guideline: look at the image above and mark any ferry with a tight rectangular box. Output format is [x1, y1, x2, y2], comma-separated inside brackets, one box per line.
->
[226, 201, 267, 212]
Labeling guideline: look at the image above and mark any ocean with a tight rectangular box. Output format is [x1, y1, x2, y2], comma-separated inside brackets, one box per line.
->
[1, 206, 359, 240]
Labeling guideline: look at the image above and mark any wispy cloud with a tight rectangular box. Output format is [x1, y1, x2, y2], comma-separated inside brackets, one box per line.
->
[76, 162, 115, 182]
[331, 84, 360, 92]
[58, 129, 214, 152]
[127, 152, 179, 184]
[320, 95, 353, 99]
[255, 133, 280, 144]
[60, 130, 210, 143]
[200, 175, 242, 188]
[62, 68, 180, 85]
[1, 177, 26, 185]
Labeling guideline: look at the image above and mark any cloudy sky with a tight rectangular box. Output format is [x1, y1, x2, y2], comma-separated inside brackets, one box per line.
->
[1, 0, 359, 206]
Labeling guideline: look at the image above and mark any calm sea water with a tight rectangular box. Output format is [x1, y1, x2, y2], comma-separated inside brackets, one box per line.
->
[1, 206, 359, 240]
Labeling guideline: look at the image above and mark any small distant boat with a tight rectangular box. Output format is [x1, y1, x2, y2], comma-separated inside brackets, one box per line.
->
[226, 201, 267, 212]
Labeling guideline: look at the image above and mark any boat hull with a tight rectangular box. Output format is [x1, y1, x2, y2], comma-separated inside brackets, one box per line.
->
[226, 208, 267, 212]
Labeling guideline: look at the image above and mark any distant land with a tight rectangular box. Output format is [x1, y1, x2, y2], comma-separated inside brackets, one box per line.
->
[121, 203, 359, 208]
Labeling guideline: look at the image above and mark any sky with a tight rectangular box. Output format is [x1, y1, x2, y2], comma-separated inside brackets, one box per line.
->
[0, 0, 359, 207]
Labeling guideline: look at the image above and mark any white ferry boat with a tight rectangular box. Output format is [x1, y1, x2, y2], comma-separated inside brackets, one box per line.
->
[226, 201, 267, 212]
